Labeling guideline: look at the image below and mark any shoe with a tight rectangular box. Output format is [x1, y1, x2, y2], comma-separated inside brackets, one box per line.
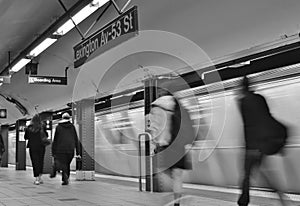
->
[50, 169, 56, 178]
[49, 172, 56, 178]
[34, 180, 40, 185]
[38, 179, 43, 184]
[62, 173, 69, 182]
[62, 180, 69, 185]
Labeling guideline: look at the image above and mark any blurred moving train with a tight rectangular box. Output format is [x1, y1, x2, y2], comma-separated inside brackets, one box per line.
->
[7, 64, 300, 193]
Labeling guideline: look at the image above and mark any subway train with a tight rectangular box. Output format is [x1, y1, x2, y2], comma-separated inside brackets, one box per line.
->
[93, 64, 300, 193]
[7, 64, 300, 193]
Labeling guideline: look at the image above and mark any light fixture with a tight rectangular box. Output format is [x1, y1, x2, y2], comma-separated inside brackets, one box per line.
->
[11, 58, 31, 72]
[228, 61, 251, 68]
[8, 0, 110, 74]
[29, 38, 57, 57]
[54, 0, 109, 35]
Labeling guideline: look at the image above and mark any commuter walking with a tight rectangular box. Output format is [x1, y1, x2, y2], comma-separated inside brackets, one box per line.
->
[148, 88, 195, 206]
[24, 114, 47, 185]
[51, 112, 80, 185]
[237, 76, 289, 206]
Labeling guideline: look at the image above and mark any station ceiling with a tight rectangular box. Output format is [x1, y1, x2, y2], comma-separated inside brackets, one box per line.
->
[1, 0, 300, 124]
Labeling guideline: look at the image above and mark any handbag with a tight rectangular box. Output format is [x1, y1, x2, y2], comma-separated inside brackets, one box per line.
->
[40, 128, 51, 146]
[259, 116, 288, 155]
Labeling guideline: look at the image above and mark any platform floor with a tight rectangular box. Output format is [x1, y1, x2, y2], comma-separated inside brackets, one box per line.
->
[0, 166, 299, 206]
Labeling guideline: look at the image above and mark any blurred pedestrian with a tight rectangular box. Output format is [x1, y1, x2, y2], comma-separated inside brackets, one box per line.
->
[237, 76, 289, 206]
[148, 88, 195, 206]
[24, 114, 48, 185]
[51, 112, 80, 185]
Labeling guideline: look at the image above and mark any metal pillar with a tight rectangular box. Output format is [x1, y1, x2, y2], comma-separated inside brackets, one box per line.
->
[75, 98, 95, 180]
[144, 78, 157, 191]
[40, 111, 53, 174]
[16, 119, 26, 170]
[0, 125, 9, 167]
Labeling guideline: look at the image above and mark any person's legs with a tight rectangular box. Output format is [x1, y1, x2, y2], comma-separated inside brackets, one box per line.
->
[29, 150, 41, 184]
[260, 157, 290, 206]
[65, 153, 74, 178]
[238, 150, 261, 206]
[172, 168, 183, 206]
[57, 154, 69, 185]
[53, 154, 68, 184]
[38, 149, 45, 183]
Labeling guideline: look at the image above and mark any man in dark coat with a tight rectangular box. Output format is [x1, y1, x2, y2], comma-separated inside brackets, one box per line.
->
[51, 113, 80, 185]
[237, 76, 288, 206]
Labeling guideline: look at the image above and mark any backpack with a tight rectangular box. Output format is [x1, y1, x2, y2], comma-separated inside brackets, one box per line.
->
[260, 116, 288, 155]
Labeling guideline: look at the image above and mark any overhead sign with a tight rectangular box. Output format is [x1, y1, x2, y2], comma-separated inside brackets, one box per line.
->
[28, 76, 67, 85]
[73, 6, 138, 68]
[0, 109, 7, 118]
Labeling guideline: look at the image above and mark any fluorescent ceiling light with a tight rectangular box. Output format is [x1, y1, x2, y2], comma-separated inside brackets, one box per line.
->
[54, 0, 109, 35]
[29, 38, 57, 57]
[10, 58, 31, 72]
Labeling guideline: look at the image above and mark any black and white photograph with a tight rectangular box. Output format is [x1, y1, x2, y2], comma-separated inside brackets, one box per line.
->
[0, 0, 300, 205]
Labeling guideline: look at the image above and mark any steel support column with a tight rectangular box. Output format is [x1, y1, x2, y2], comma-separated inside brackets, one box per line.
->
[0, 125, 9, 167]
[16, 119, 26, 170]
[76, 98, 95, 180]
[40, 111, 53, 174]
[144, 78, 157, 192]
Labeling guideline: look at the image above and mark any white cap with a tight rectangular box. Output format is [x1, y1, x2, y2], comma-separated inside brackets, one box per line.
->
[62, 112, 71, 120]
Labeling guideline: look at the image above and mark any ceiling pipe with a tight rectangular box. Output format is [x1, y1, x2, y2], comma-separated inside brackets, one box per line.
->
[0, 0, 93, 76]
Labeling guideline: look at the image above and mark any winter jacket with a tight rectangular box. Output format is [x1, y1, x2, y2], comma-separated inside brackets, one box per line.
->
[52, 121, 79, 155]
[239, 91, 271, 150]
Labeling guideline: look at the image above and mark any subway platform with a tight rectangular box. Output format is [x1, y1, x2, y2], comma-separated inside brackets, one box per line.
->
[0, 166, 299, 206]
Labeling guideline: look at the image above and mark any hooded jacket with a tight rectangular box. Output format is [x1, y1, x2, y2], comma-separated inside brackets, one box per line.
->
[52, 121, 80, 155]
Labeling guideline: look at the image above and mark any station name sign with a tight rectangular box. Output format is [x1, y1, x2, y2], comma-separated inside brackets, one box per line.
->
[28, 76, 67, 85]
[73, 6, 138, 68]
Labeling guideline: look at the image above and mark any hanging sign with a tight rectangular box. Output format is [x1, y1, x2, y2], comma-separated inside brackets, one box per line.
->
[28, 76, 67, 85]
[0, 76, 11, 84]
[73, 6, 139, 68]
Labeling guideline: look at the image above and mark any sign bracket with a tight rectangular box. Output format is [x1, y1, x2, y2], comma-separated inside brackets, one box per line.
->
[83, 0, 131, 39]
[57, 0, 85, 40]
[83, 1, 113, 39]
[65, 67, 69, 78]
